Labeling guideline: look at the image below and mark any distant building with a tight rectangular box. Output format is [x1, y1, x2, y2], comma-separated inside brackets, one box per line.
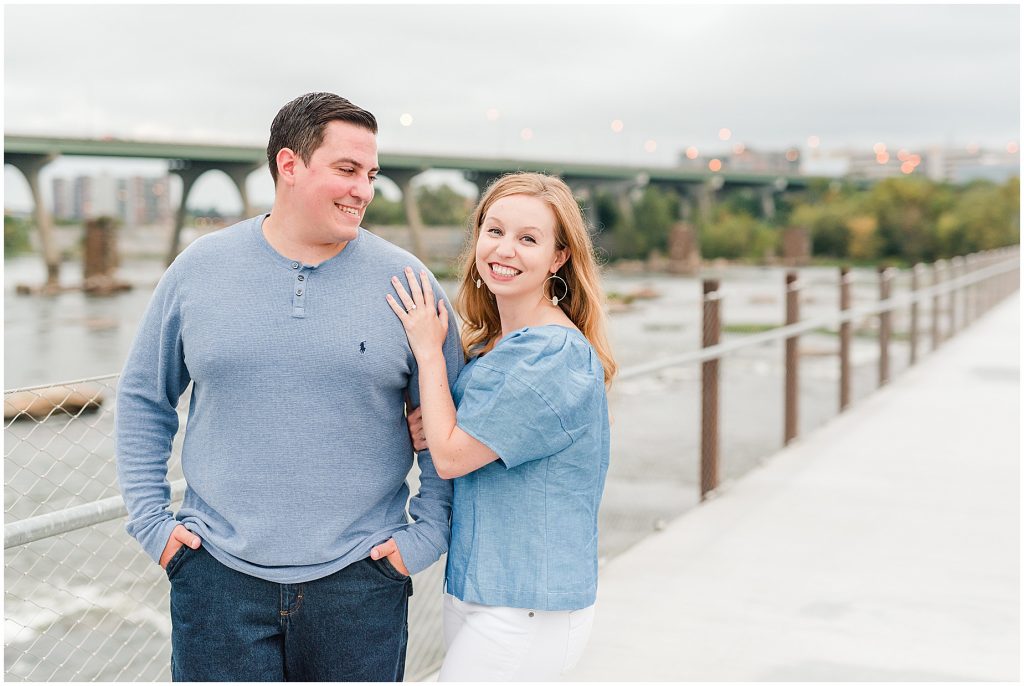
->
[72, 176, 93, 219]
[92, 172, 119, 217]
[678, 146, 801, 174]
[51, 174, 171, 226]
[51, 178, 73, 220]
[844, 151, 920, 181]
[923, 146, 1020, 184]
[122, 176, 171, 226]
[812, 146, 1019, 183]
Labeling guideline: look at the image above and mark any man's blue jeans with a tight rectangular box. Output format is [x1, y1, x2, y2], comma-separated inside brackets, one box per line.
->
[166, 545, 412, 681]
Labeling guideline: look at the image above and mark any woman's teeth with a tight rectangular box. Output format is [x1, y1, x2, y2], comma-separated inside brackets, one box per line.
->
[491, 264, 520, 277]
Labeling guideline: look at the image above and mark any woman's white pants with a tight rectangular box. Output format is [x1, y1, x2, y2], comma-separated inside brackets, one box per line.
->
[438, 593, 595, 681]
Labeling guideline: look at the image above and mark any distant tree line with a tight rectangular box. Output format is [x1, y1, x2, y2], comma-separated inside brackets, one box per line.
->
[5, 215, 32, 255]
[595, 176, 1019, 265]
[787, 176, 1020, 264]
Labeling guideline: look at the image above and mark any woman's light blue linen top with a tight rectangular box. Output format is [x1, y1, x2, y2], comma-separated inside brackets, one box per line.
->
[445, 325, 610, 611]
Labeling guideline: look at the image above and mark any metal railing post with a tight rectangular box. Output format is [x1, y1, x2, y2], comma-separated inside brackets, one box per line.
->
[700, 279, 721, 500]
[931, 259, 943, 350]
[839, 267, 852, 411]
[950, 256, 963, 335]
[989, 251, 996, 311]
[909, 263, 921, 365]
[784, 271, 800, 445]
[980, 252, 990, 314]
[999, 249, 1007, 300]
[964, 254, 975, 325]
[878, 266, 892, 386]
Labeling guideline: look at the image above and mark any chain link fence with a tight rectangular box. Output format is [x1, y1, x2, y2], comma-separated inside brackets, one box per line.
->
[3, 377, 447, 681]
[5, 248, 1018, 681]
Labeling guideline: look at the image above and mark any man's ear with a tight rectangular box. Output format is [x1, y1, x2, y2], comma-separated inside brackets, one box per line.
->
[276, 148, 298, 186]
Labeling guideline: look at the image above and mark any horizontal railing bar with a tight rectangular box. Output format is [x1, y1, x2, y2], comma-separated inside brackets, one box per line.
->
[5, 372, 121, 395]
[4, 480, 186, 549]
[621, 257, 1017, 381]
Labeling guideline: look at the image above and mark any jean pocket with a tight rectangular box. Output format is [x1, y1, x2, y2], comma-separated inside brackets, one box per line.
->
[164, 544, 191, 580]
[371, 556, 410, 582]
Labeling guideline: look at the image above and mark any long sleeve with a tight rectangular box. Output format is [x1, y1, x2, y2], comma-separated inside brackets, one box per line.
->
[389, 286, 464, 575]
[115, 260, 193, 564]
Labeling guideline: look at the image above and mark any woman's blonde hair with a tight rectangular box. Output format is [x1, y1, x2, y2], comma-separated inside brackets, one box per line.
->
[455, 172, 617, 387]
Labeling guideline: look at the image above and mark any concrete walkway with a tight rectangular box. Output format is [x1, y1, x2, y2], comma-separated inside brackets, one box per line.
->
[567, 294, 1019, 681]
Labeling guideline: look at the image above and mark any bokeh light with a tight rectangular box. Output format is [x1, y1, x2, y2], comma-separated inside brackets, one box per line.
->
[732, 143, 746, 155]
[685, 146, 699, 159]
[611, 119, 624, 133]
[1008, 142, 1019, 154]
[708, 158, 722, 172]
[485, 108, 500, 121]
[718, 128, 731, 141]
[399, 113, 413, 127]
[807, 135, 820, 148]
[643, 139, 657, 153]
[520, 128, 533, 141]
[785, 148, 800, 162]
[876, 152, 890, 164]
[873, 142, 887, 154]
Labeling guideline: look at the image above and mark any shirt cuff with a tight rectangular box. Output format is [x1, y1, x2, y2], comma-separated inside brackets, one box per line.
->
[137, 516, 180, 565]
[390, 525, 443, 576]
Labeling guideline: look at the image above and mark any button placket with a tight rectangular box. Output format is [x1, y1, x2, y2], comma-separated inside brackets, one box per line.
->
[292, 266, 308, 317]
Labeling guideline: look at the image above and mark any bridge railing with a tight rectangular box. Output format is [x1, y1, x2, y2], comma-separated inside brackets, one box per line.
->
[4, 246, 1018, 681]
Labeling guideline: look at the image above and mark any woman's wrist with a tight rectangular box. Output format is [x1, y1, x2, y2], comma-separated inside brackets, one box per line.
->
[414, 346, 447, 368]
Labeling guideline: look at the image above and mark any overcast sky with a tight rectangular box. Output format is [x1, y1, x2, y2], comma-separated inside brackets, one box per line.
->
[4, 3, 1020, 212]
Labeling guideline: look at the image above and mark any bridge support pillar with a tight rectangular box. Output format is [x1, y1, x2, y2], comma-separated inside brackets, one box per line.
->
[222, 162, 263, 219]
[167, 161, 264, 265]
[572, 184, 602, 233]
[7, 153, 60, 286]
[694, 177, 723, 224]
[760, 186, 777, 219]
[676, 185, 695, 223]
[386, 169, 428, 260]
[167, 161, 208, 265]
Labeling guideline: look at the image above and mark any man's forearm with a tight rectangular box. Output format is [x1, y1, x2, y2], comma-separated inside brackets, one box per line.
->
[116, 381, 182, 562]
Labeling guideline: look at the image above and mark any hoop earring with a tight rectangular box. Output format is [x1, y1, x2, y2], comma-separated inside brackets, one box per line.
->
[545, 274, 569, 307]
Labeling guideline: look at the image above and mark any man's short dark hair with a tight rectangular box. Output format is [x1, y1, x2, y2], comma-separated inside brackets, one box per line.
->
[267, 93, 378, 184]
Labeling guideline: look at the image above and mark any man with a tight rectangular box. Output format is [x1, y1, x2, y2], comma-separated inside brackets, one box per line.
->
[116, 92, 463, 681]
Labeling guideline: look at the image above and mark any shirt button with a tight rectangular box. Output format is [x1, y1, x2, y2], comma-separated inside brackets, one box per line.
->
[297, 275, 305, 281]
[528, 611, 535, 618]
[296, 289, 303, 296]
[291, 262, 299, 269]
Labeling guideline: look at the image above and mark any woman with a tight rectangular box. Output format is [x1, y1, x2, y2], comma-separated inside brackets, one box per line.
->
[385, 172, 616, 681]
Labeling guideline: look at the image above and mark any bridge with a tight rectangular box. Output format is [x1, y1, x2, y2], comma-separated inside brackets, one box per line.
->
[5, 134, 821, 285]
